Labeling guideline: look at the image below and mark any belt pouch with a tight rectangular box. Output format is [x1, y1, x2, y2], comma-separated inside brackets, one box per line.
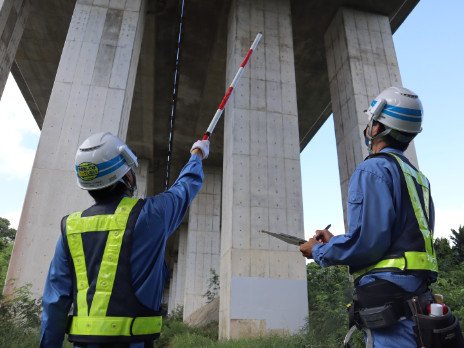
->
[358, 303, 399, 329]
[413, 307, 464, 348]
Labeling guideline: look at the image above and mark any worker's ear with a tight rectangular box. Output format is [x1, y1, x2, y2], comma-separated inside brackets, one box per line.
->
[123, 170, 134, 187]
[121, 169, 137, 197]
[371, 122, 382, 137]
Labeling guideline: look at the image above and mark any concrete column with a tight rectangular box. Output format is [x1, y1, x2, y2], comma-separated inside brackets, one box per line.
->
[0, 0, 30, 99]
[219, 0, 308, 339]
[183, 166, 222, 320]
[325, 7, 418, 223]
[167, 262, 178, 314]
[134, 158, 149, 199]
[162, 285, 169, 308]
[5, 0, 146, 297]
[174, 225, 188, 310]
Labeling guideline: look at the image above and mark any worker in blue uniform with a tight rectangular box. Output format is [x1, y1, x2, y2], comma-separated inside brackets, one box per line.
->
[300, 87, 464, 348]
[40, 132, 209, 348]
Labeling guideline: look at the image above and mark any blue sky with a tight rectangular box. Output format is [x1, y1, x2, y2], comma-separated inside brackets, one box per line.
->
[0, 0, 463, 243]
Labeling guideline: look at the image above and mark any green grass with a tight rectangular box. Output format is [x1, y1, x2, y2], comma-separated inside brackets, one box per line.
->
[153, 318, 364, 348]
[169, 333, 312, 348]
[0, 325, 40, 348]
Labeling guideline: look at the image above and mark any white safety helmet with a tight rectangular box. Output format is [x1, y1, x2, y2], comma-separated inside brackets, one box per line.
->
[75, 132, 138, 190]
[365, 86, 423, 134]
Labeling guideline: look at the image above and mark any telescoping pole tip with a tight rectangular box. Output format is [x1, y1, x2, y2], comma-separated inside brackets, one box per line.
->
[202, 32, 263, 141]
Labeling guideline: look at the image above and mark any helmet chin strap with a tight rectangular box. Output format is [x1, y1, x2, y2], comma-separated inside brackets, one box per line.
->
[367, 120, 391, 155]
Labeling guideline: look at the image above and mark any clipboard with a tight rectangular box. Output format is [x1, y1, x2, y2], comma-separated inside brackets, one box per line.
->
[260, 230, 307, 246]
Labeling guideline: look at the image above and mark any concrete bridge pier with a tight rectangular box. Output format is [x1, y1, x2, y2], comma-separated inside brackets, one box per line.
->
[134, 158, 149, 199]
[172, 225, 188, 313]
[324, 7, 419, 223]
[5, 0, 147, 295]
[183, 166, 222, 320]
[166, 223, 188, 316]
[167, 261, 178, 314]
[219, 0, 308, 339]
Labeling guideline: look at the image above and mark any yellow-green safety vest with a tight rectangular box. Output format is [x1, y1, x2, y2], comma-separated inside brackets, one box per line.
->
[65, 197, 162, 341]
[351, 153, 438, 281]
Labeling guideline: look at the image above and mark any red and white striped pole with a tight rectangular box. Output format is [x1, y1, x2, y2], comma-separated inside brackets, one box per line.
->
[202, 32, 263, 141]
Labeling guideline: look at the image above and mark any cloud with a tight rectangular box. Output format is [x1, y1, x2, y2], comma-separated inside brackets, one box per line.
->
[0, 75, 40, 179]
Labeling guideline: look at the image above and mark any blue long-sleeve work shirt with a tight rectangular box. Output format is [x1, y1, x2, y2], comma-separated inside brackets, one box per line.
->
[312, 147, 435, 292]
[40, 154, 204, 348]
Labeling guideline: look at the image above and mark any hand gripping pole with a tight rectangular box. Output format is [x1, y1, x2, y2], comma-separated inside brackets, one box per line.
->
[202, 32, 263, 141]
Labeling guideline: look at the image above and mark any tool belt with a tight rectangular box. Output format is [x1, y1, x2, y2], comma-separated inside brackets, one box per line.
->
[346, 279, 464, 348]
[348, 279, 431, 330]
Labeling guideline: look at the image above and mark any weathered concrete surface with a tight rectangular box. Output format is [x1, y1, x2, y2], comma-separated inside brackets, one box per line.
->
[324, 7, 418, 223]
[5, 0, 147, 296]
[134, 158, 149, 199]
[174, 225, 188, 310]
[219, 0, 308, 339]
[183, 166, 222, 320]
[185, 296, 219, 328]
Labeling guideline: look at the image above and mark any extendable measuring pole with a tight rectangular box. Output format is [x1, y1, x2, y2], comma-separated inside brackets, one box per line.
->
[202, 32, 263, 141]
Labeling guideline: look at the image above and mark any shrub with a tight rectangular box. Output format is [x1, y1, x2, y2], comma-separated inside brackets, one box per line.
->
[0, 281, 42, 347]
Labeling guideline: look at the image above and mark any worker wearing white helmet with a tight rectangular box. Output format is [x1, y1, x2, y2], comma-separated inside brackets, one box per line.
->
[364, 86, 423, 155]
[74, 132, 140, 192]
[300, 87, 464, 347]
[41, 132, 209, 347]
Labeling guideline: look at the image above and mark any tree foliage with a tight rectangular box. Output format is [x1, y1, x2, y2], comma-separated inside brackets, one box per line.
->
[0, 217, 16, 243]
[0, 217, 16, 292]
[0, 217, 43, 347]
[450, 225, 464, 263]
[434, 237, 455, 269]
[432, 226, 464, 321]
[0, 217, 16, 254]
[305, 263, 365, 347]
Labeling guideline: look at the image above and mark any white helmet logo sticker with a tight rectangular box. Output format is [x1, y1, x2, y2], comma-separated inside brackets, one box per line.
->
[77, 162, 99, 181]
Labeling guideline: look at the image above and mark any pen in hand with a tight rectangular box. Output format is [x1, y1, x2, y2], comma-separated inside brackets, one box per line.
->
[315, 224, 331, 241]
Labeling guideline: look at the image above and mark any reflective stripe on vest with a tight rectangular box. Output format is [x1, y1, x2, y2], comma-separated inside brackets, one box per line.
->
[66, 197, 162, 336]
[352, 154, 438, 281]
[69, 316, 162, 336]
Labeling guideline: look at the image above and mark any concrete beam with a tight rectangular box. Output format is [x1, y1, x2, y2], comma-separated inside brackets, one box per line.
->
[0, 0, 30, 99]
